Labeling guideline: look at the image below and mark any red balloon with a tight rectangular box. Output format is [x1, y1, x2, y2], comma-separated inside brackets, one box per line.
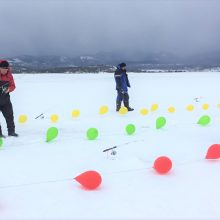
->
[206, 144, 220, 159]
[153, 156, 172, 174]
[74, 171, 102, 190]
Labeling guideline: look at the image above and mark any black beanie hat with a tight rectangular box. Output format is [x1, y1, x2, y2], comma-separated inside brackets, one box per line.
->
[120, 62, 126, 68]
[0, 60, 10, 68]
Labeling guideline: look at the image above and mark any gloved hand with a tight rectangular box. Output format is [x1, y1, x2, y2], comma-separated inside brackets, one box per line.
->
[2, 86, 9, 94]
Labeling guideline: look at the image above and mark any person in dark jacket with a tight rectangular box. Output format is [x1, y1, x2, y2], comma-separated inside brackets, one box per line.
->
[0, 60, 18, 138]
[114, 63, 134, 112]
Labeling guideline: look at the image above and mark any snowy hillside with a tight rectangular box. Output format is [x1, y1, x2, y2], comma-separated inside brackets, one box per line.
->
[0, 72, 220, 219]
[6, 53, 220, 73]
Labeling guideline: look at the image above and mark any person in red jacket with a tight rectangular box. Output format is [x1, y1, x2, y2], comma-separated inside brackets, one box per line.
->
[0, 60, 18, 138]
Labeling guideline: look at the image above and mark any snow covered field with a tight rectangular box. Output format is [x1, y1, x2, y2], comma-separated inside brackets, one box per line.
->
[0, 72, 220, 219]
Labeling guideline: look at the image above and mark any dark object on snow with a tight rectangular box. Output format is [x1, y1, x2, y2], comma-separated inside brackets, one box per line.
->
[114, 64, 130, 92]
[103, 146, 117, 160]
[0, 96, 16, 136]
[103, 140, 144, 154]
[103, 146, 117, 153]
[8, 132, 19, 137]
[114, 63, 133, 111]
[35, 113, 45, 119]
[0, 62, 17, 136]
[111, 150, 117, 156]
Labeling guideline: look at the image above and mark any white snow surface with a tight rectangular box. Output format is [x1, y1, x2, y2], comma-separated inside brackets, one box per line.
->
[0, 72, 220, 219]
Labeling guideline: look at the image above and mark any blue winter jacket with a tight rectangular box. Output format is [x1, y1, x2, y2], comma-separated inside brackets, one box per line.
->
[114, 65, 131, 92]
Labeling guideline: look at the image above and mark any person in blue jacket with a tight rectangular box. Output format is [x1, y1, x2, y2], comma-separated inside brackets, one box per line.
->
[114, 63, 134, 112]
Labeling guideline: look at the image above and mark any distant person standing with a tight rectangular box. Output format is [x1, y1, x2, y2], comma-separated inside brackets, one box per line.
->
[114, 63, 134, 112]
[0, 60, 18, 138]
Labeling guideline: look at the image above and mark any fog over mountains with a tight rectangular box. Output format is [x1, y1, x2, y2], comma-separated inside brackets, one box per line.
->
[5, 50, 220, 73]
[1, 0, 220, 73]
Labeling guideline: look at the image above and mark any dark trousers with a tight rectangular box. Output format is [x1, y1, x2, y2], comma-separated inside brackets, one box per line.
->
[116, 90, 129, 108]
[0, 95, 15, 135]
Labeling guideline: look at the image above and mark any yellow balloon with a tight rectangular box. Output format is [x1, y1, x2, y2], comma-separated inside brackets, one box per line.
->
[140, 108, 149, 116]
[168, 106, 175, 113]
[50, 114, 59, 123]
[72, 110, 80, 118]
[99, 106, 109, 115]
[202, 103, 209, 110]
[119, 106, 128, 115]
[18, 115, 28, 123]
[217, 103, 220, 108]
[186, 104, 194, 112]
[151, 103, 159, 112]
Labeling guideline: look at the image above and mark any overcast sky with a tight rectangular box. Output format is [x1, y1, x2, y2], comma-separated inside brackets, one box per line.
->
[0, 0, 220, 58]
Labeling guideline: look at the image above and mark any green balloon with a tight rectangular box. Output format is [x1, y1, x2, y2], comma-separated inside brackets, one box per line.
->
[126, 124, 136, 135]
[46, 127, 59, 142]
[197, 115, 211, 126]
[156, 117, 167, 129]
[87, 128, 99, 140]
[0, 138, 3, 148]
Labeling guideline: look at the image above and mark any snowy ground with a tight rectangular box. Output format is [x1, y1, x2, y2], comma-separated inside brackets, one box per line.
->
[0, 72, 220, 219]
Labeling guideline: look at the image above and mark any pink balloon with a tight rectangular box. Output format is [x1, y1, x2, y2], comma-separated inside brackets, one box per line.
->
[74, 171, 102, 190]
[206, 144, 220, 159]
[153, 156, 172, 174]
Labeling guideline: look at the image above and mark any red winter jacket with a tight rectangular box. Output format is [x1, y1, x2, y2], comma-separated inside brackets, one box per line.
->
[0, 60, 16, 93]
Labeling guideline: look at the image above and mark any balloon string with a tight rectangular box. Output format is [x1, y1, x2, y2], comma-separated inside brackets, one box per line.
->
[0, 158, 208, 190]
[177, 158, 204, 166]
[0, 178, 73, 190]
[105, 167, 151, 175]
[1, 129, 145, 151]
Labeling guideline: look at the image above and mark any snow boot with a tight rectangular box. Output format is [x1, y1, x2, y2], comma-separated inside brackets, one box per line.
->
[124, 102, 134, 111]
[8, 132, 19, 137]
[116, 102, 121, 112]
[127, 107, 134, 111]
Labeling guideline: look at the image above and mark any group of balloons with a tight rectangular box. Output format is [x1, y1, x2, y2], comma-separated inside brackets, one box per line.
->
[1, 124, 220, 191]
[17, 110, 82, 125]
[73, 157, 173, 191]
[17, 107, 108, 125]
[7, 112, 212, 146]
[16, 102, 219, 124]
[139, 103, 216, 116]
[45, 124, 135, 142]
[1, 138, 219, 191]
[155, 115, 211, 129]
[49, 107, 108, 123]
[18, 112, 211, 130]
[100, 102, 218, 116]
[51, 110, 81, 123]
[45, 114, 212, 143]
[73, 144, 220, 190]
